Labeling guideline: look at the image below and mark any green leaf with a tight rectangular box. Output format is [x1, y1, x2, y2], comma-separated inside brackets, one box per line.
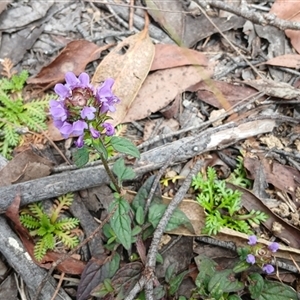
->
[110, 198, 132, 250]
[112, 158, 135, 183]
[156, 253, 163, 264]
[135, 206, 145, 225]
[165, 263, 176, 283]
[233, 260, 251, 273]
[107, 252, 121, 278]
[131, 225, 142, 236]
[110, 136, 140, 158]
[194, 255, 217, 289]
[73, 146, 89, 167]
[256, 279, 298, 300]
[148, 203, 194, 233]
[208, 269, 244, 298]
[228, 295, 243, 300]
[248, 273, 264, 299]
[169, 270, 189, 296]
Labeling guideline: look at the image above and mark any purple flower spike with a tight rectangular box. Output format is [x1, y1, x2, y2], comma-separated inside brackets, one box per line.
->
[54, 83, 71, 99]
[102, 122, 115, 136]
[65, 71, 80, 89]
[268, 242, 279, 253]
[81, 106, 96, 120]
[59, 122, 74, 138]
[72, 120, 88, 136]
[248, 235, 257, 246]
[246, 254, 256, 265]
[75, 135, 84, 148]
[49, 100, 67, 121]
[90, 125, 100, 139]
[263, 264, 274, 274]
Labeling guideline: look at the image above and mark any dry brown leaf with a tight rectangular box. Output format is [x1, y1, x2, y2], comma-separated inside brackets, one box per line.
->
[27, 40, 111, 86]
[91, 29, 155, 126]
[264, 54, 300, 69]
[151, 44, 209, 71]
[270, 0, 300, 53]
[122, 65, 213, 123]
[0, 149, 53, 187]
[188, 80, 258, 109]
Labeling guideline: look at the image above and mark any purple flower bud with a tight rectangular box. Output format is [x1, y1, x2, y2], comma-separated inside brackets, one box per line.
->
[81, 106, 96, 120]
[72, 120, 88, 136]
[90, 125, 100, 139]
[268, 242, 279, 253]
[102, 122, 115, 136]
[246, 254, 256, 265]
[248, 235, 257, 246]
[262, 264, 274, 274]
[54, 83, 71, 99]
[59, 121, 74, 138]
[75, 135, 84, 148]
[49, 100, 68, 121]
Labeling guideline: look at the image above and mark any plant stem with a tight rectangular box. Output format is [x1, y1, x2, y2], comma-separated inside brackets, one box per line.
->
[100, 153, 121, 194]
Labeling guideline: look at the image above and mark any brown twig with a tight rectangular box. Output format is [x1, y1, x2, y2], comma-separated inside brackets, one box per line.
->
[50, 272, 65, 300]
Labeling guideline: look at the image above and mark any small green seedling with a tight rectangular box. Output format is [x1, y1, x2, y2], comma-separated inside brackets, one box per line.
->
[192, 167, 267, 235]
[20, 193, 80, 261]
[0, 68, 49, 158]
[227, 156, 252, 189]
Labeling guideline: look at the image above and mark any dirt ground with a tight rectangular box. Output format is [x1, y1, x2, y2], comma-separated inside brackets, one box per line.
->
[1, 0, 300, 299]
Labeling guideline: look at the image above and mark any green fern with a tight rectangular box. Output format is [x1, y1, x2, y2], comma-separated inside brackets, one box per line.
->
[0, 71, 49, 158]
[20, 193, 80, 261]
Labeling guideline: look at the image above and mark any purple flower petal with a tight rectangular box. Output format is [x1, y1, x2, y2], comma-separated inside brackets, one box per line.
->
[59, 122, 74, 138]
[78, 72, 90, 87]
[75, 135, 84, 148]
[102, 122, 115, 136]
[90, 125, 100, 139]
[246, 254, 256, 265]
[262, 264, 274, 274]
[54, 83, 70, 99]
[97, 78, 114, 97]
[248, 235, 257, 246]
[72, 120, 88, 136]
[65, 71, 80, 89]
[81, 106, 96, 120]
[268, 242, 279, 253]
[49, 101, 67, 121]
[53, 119, 64, 129]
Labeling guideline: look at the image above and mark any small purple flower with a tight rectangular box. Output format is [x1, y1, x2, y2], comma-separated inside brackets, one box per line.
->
[81, 106, 96, 120]
[65, 72, 80, 89]
[53, 119, 64, 129]
[75, 135, 84, 148]
[246, 254, 256, 265]
[268, 242, 279, 253]
[54, 83, 71, 99]
[72, 120, 88, 136]
[248, 235, 257, 246]
[263, 264, 274, 274]
[59, 121, 74, 138]
[96, 78, 120, 114]
[90, 125, 100, 139]
[102, 122, 115, 136]
[49, 100, 67, 121]
[78, 72, 91, 88]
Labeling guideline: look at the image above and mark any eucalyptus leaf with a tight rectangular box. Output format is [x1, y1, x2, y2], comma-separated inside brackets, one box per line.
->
[110, 136, 140, 158]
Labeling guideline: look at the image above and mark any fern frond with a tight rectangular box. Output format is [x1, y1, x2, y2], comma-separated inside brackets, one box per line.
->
[34, 237, 48, 261]
[43, 232, 55, 250]
[50, 193, 74, 223]
[28, 202, 45, 219]
[54, 230, 79, 248]
[17, 111, 46, 132]
[55, 218, 80, 230]
[19, 215, 40, 229]
[11, 70, 28, 91]
[4, 124, 20, 146]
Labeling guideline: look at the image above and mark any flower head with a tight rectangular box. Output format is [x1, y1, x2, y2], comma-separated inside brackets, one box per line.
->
[268, 242, 279, 253]
[248, 235, 257, 246]
[246, 254, 256, 265]
[262, 264, 274, 274]
[102, 122, 115, 136]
